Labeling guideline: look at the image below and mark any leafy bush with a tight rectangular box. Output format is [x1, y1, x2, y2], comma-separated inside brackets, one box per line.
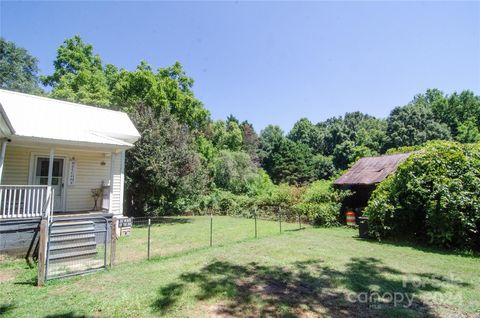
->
[212, 150, 258, 194]
[293, 180, 348, 226]
[195, 190, 253, 216]
[365, 141, 480, 251]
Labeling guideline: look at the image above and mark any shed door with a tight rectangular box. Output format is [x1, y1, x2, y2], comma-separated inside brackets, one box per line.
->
[34, 157, 65, 212]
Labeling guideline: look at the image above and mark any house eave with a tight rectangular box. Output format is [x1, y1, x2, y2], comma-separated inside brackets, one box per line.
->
[10, 135, 134, 151]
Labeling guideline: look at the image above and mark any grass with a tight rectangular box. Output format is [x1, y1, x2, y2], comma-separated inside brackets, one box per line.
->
[1, 216, 479, 318]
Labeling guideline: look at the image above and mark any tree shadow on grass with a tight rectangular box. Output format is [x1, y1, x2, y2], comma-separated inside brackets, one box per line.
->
[353, 236, 479, 258]
[0, 304, 15, 316]
[44, 313, 87, 318]
[152, 257, 469, 318]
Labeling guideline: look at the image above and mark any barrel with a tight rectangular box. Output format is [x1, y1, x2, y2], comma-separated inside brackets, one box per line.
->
[346, 211, 356, 226]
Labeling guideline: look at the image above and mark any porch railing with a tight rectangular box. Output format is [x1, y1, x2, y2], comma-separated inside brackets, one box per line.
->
[0, 185, 54, 219]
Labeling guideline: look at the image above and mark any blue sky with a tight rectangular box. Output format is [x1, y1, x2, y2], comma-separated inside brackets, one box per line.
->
[1, 1, 479, 132]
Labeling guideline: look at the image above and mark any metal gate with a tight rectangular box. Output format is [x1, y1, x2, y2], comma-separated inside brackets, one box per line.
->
[45, 217, 109, 280]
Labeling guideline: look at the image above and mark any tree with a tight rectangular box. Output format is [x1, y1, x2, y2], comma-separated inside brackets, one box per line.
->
[0, 38, 42, 94]
[318, 117, 350, 155]
[41, 35, 111, 107]
[311, 155, 336, 179]
[269, 139, 315, 185]
[213, 150, 258, 194]
[259, 125, 284, 156]
[437, 91, 480, 138]
[354, 117, 387, 153]
[384, 103, 451, 150]
[210, 120, 243, 151]
[332, 140, 355, 170]
[111, 60, 210, 129]
[259, 125, 285, 175]
[240, 121, 261, 165]
[414, 89, 480, 142]
[125, 105, 208, 215]
[456, 118, 480, 143]
[287, 118, 324, 153]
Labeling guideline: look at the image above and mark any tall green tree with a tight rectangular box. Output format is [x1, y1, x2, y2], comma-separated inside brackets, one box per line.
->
[431, 90, 480, 137]
[456, 118, 480, 143]
[41, 35, 111, 107]
[0, 38, 42, 94]
[269, 139, 315, 185]
[317, 117, 350, 155]
[240, 121, 261, 165]
[210, 120, 243, 151]
[384, 103, 451, 150]
[125, 105, 208, 215]
[259, 125, 285, 175]
[110, 61, 209, 129]
[287, 118, 324, 153]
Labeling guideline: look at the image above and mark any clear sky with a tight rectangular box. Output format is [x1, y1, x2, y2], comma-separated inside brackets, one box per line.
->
[1, 1, 479, 132]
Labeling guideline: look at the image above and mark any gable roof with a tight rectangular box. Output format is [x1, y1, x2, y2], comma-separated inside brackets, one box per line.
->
[334, 152, 412, 186]
[0, 89, 140, 148]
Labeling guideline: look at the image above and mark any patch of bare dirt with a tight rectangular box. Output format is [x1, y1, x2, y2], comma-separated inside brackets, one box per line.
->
[0, 269, 18, 283]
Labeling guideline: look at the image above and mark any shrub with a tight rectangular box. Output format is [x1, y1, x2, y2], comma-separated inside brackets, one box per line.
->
[195, 190, 254, 216]
[365, 141, 480, 250]
[213, 150, 258, 194]
[293, 180, 347, 226]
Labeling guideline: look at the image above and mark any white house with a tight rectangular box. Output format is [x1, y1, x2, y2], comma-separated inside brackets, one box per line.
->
[0, 89, 140, 255]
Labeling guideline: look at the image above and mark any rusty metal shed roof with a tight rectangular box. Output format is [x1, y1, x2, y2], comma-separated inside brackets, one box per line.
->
[334, 152, 412, 186]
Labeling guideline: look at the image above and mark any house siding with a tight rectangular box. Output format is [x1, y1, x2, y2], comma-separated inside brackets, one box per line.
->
[110, 152, 122, 215]
[2, 145, 30, 184]
[1, 144, 124, 214]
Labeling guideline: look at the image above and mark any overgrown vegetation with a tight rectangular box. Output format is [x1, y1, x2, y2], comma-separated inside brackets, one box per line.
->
[2, 36, 480, 249]
[365, 141, 480, 251]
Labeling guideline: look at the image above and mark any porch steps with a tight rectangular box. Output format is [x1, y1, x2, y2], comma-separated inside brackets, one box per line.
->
[48, 220, 99, 269]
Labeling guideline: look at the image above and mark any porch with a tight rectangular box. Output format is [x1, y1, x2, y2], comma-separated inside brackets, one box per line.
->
[0, 143, 124, 257]
[0, 184, 113, 219]
[0, 143, 125, 220]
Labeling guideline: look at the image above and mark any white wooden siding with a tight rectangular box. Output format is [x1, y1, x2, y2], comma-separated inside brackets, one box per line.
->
[1, 145, 124, 214]
[64, 150, 110, 212]
[110, 152, 122, 214]
[2, 146, 30, 185]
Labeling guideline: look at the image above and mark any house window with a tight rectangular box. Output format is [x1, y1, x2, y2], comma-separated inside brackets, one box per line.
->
[35, 158, 63, 185]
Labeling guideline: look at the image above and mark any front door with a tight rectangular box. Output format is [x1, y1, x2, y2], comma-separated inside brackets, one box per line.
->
[34, 157, 65, 211]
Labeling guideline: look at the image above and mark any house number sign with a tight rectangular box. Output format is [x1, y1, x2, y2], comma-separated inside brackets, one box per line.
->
[68, 160, 77, 186]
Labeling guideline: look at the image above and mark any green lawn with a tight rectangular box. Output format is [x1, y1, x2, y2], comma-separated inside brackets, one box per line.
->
[1, 216, 479, 318]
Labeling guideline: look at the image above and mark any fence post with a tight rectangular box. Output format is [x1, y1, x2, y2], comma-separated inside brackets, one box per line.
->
[298, 213, 302, 230]
[210, 213, 213, 247]
[279, 207, 282, 234]
[254, 207, 257, 239]
[110, 216, 118, 268]
[37, 218, 48, 286]
[147, 218, 151, 260]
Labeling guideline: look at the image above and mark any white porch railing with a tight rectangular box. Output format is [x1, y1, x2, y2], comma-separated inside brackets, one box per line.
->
[0, 185, 54, 219]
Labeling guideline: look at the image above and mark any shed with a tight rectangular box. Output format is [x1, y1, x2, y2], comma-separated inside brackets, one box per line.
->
[334, 152, 412, 211]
